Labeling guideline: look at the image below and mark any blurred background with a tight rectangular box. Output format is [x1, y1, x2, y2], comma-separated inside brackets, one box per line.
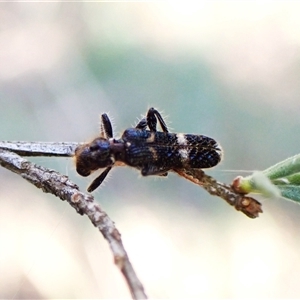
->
[1, 1, 300, 298]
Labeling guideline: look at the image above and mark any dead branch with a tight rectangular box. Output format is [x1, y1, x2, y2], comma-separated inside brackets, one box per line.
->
[0, 149, 147, 300]
[174, 168, 262, 218]
[0, 141, 79, 157]
[0, 141, 263, 219]
[0, 140, 263, 298]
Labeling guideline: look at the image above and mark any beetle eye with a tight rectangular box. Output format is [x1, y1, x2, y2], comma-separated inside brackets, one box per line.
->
[76, 166, 91, 177]
[89, 144, 99, 151]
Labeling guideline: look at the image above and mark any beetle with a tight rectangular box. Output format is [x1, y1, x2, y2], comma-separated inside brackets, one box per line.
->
[75, 108, 222, 192]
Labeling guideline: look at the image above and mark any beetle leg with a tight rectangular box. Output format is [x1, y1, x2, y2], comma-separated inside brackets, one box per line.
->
[87, 166, 112, 192]
[141, 164, 169, 176]
[100, 113, 113, 139]
[146, 108, 169, 133]
[135, 117, 148, 130]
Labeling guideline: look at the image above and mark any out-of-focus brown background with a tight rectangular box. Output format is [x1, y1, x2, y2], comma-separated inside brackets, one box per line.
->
[1, 2, 300, 298]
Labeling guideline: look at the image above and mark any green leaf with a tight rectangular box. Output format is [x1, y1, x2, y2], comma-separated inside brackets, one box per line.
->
[277, 185, 300, 203]
[233, 154, 300, 203]
[235, 172, 280, 198]
[262, 154, 300, 180]
[272, 172, 300, 186]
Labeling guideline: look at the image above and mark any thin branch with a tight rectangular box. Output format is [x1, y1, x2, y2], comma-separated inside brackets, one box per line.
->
[0, 141, 263, 218]
[0, 141, 80, 157]
[0, 149, 147, 300]
[174, 169, 262, 218]
[0, 141, 263, 297]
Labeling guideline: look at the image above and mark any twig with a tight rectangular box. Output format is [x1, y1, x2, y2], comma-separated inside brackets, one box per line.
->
[0, 149, 147, 300]
[0, 141, 263, 218]
[0, 141, 80, 157]
[0, 141, 263, 296]
[174, 169, 262, 218]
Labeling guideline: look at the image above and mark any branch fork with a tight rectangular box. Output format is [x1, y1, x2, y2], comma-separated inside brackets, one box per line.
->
[0, 141, 264, 299]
